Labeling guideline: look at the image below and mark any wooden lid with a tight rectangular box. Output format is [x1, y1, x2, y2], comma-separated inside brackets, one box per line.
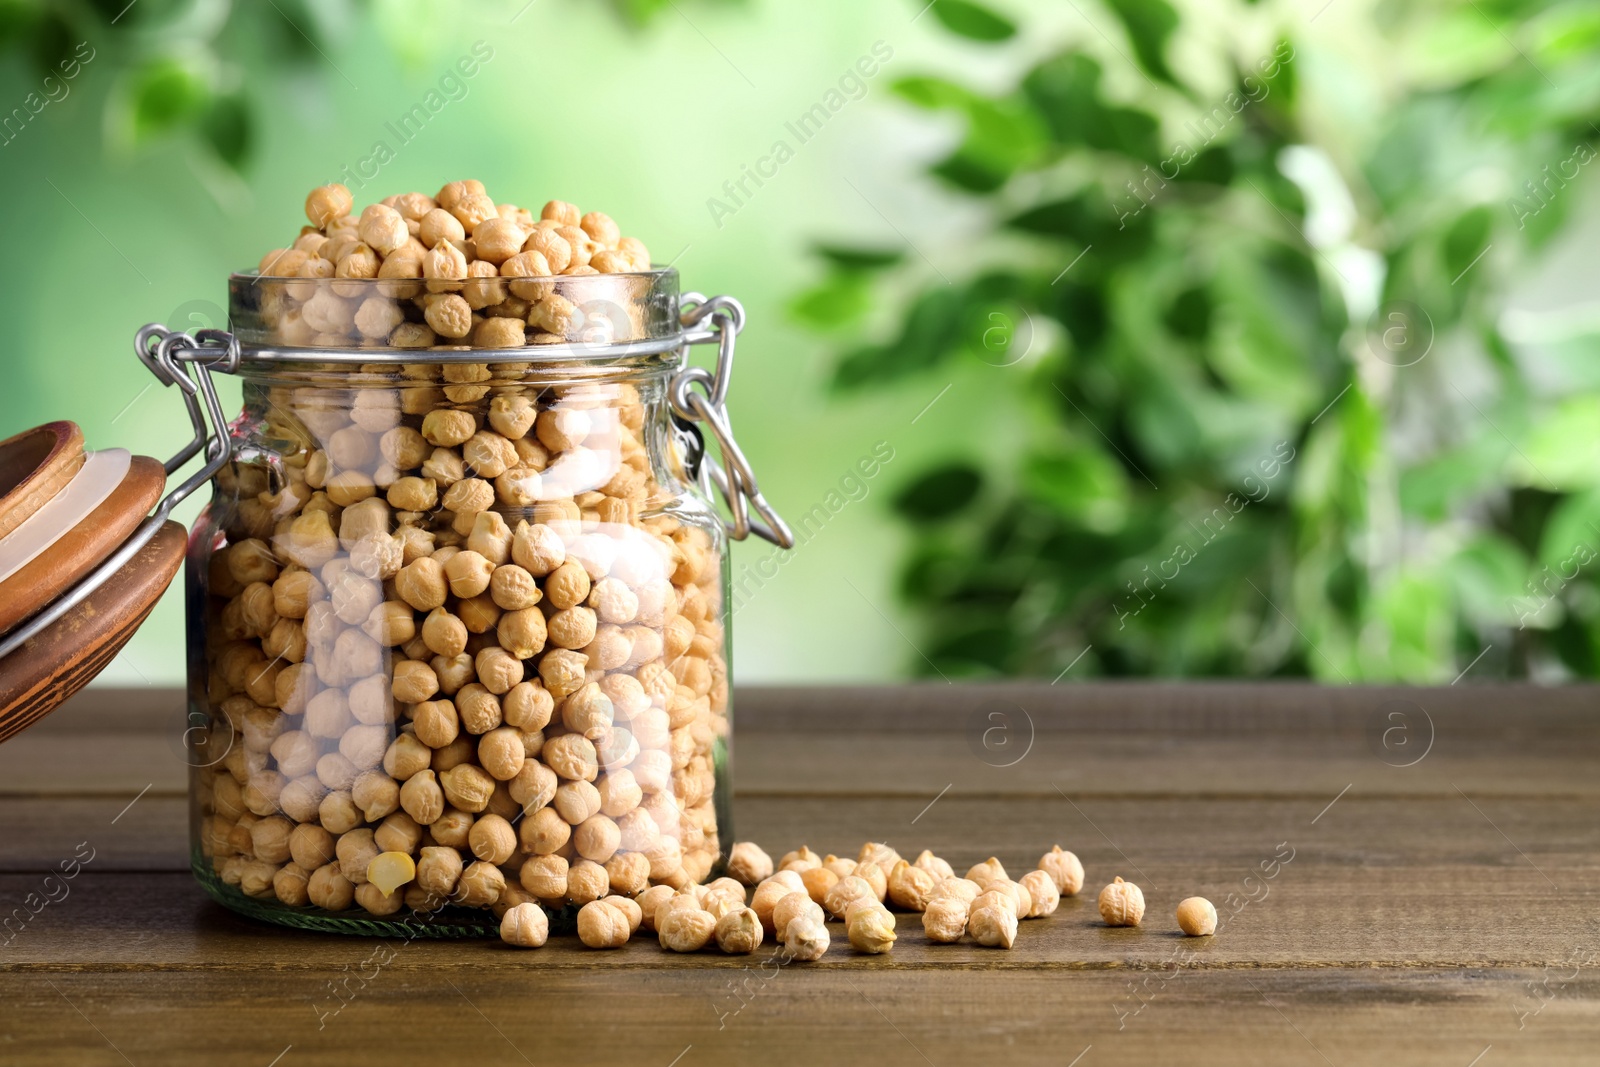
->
[0, 455, 168, 637]
[0, 421, 85, 540]
[0, 520, 187, 744]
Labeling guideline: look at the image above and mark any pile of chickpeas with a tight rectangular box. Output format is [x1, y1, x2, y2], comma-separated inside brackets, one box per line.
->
[196, 182, 730, 928]
[502, 840, 1208, 955]
[251, 181, 652, 350]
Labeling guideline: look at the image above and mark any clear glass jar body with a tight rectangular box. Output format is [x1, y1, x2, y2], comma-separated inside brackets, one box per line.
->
[187, 276, 730, 936]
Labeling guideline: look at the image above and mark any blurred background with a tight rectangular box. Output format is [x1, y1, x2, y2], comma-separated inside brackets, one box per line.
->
[1, 0, 1597, 687]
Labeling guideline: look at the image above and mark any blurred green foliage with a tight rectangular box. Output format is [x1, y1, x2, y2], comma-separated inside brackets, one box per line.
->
[0, 0, 742, 171]
[796, 0, 1600, 682]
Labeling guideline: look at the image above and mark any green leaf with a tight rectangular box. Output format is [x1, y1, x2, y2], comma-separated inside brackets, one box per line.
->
[1442, 205, 1493, 282]
[892, 74, 977, 111]
[831, 288, 964, 389]
[1163, 286, 1212, 340]
[1537, 489, 1600, 573]
[1022, 52, 1102, 145]
[1103, 0, 1181, 87]
[1450, 534, 1531, 628]
[199, 93, 252, 169]
[813, 244, 904, 271]
[130, 57, 211, 140]
[788, 271, 874, 331]
[1007, 191, 1154, 263]
[927, 0, 1016, 42]
[1519, 395, 1600, 489]
[893, 463, 985, 521]
[1023, 447, 1130, 533]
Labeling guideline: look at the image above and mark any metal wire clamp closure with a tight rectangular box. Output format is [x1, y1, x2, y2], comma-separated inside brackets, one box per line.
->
[671, 294, 795, 549]
[0, 326, 236, 660]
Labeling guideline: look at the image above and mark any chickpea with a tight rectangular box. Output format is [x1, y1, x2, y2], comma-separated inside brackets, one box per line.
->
[578, 900, 631, 949]
[399, 769, 445, 825]
[968, 902, 1018, 949]
[307, 863, 355, 911]
[553, 779, 602, 825]
[503, 680, 554, 732]
[432, 653, 476, 696]
[542, 733, 598, 783]
[888, 859, 937, 912]
[392, 659, 440, 704]
[387, 476, 437, 512]
[383, 733, 433, 780]
[351, 770, 400, 821]
[455, 861, 506, 907]
[1098, 877, 1145, 927]
[604, 851, 651, 897]
[440, 763, 496, 813]
[335, 829, 380, 885]
[801, 866, 839, 905]
[519, 854, 568, 899]
[1038, 845, 1085, 896]
[396, 557, 448, 612]
[372, 812, 425, 857]
[824, 875, 877, 921]
[421, 608, 469, 658]
[305, 184, 353, 228]
[771, 891, 823, 936]
[1177, 897, 1218, 937]
[727, 841, 774, 886]
[468, 813, 518, 865]
[1019, 869, 1061, 918]
[500, 901, 549, 948]
[541, 199, 581, 226]
[779, 915, 830, 963]
[750, 879, 796, 934]
[430, 808, 474, 849]
[473, 217, 526, 264]
[519, 806, 571, 855]
[658, 906, 716, 953]
[846, 902, 897, 954]
[477, 727, 526, 781]
[965, 857, 1008, 887]
[922, 897, 969, 943]
[567, 859, 610, 905]
[580, 211, 620, 249]
[358, 203, 409, 256]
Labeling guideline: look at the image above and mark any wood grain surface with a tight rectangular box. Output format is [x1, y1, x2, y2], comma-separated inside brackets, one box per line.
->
[0, 683, 1595, 1066]
[0, 522, 186, 744]
[0, 455, 167, 636]
[0, 421, 83, 541]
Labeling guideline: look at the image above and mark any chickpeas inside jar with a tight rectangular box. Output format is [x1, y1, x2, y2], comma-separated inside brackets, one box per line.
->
[188, 184, 754, 936]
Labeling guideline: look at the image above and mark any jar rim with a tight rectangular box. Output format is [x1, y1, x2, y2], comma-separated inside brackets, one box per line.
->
[227, 266, 684, 363]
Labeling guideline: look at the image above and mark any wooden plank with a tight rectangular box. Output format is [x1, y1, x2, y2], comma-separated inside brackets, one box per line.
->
[3, 777, 1596, 967]
[1, 964, 1593, 1066]
[36, 682, 1600, 738]
[5, 687, 1598, 799]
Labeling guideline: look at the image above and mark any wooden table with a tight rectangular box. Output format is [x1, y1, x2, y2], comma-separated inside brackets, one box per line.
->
[2, 684, 1597, 1065]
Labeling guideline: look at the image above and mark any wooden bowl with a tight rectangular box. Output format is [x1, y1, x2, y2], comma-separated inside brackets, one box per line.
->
[0, 421, 84, 540]
[0, 455, 167, 637]
[0, 520, 187, 744]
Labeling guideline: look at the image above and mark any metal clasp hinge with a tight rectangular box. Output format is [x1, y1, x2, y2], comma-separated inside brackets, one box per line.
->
[670, 294, 794, 549]
[0, 325, 239, 660]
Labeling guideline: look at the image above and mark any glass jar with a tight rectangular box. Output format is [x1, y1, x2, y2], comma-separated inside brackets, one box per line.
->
[145, 268, 790, 936]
